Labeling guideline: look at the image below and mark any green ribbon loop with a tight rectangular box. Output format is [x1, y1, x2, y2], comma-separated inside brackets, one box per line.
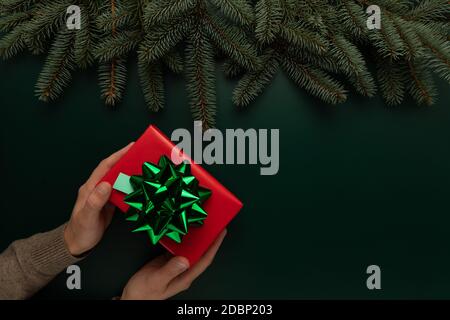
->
[113, 155, 211, 245]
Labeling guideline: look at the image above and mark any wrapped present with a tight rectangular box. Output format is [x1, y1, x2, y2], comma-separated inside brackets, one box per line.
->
[101, 125, 243, 265]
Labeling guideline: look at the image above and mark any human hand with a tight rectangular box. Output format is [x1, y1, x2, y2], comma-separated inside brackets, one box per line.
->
[121, 229, 227, 300]
[64, 143, 134, 256]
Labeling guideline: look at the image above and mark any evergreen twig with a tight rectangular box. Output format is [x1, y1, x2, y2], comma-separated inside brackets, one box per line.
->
[0, 0, 449, 126]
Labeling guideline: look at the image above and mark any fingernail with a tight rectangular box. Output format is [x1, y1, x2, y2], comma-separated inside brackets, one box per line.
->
[175, 257, 189, 271]
[96, 182, 111, 195]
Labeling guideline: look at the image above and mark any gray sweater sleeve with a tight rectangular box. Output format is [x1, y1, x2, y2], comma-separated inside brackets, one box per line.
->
[0, 224, 82, 299]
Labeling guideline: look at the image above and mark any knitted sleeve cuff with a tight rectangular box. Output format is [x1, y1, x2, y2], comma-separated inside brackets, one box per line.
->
[15, 224, 83, 277]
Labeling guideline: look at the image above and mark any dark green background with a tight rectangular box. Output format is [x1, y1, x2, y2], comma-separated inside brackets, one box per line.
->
[1, 53, 450, 299]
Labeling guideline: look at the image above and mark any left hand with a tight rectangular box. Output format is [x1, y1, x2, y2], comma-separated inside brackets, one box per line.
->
[64, 143, 134, 256]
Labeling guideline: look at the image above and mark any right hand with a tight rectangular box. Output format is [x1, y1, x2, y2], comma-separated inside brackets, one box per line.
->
[121, 229, 227, 300]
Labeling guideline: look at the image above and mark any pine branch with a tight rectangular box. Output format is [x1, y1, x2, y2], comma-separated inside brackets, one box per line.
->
[23, 0, 70, 54]
[162, 49, 184, 74]
[98, 0, 127, 107]
[279, 22, 329, 54]
[35, 28, 75, 102]
[96, 0, 139, 31]
[337, 0, 368, 39]
[96, 9, 134, 32]
[0, 23, 27, 59]
[388, 15, 422, 60]
[254, 0, 282, 45]
[74, 3, 96, 68]
[281, 54, 347, 104]
[185, 22, 216, 130]
[368, 12, 405, 60]
[138, 18, 190, 63]
[329, 34, 376, 97]
[376, 59, 406, 106]
[289, 47, 342, 74]
[209, 0, 254, 26]
[223, 59, 245, 79]
[405, 0, 450, 22]
[138, 58, 165, 112]
[423, 21, 450, 40]
[281, 0, 298, 12]
[407, 59, 437, 106]
[143, 0, 196, 27]
[98, 58, 127, 106]
[295, 0, 330, 33]
[0, 0, 40, 14]
[233, 50, 278, 107]
[416, 24, 450, 84]
[427, 46, 450, 84]
[371, 0, 410, 13]
[0, 10, 31, 32]
[203, 13, 258, 71]
[95, 30, 141, 62]
[0, 0, 449, 124]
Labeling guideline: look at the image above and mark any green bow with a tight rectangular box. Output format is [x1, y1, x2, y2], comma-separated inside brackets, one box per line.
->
[113, 156, 211, 244]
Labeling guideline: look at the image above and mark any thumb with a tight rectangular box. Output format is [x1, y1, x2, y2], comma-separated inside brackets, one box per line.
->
[157, 256, 190, 285]
[82, 182, 112, 217]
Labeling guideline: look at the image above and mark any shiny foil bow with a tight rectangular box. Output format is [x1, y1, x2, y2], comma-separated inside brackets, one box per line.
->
[113, 155, 211, 244]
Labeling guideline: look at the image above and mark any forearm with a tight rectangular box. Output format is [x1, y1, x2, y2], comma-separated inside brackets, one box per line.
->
[0, 224, 82, 300]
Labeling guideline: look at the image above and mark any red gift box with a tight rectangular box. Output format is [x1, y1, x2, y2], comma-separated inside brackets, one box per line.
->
[101, 125, 243, 265]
